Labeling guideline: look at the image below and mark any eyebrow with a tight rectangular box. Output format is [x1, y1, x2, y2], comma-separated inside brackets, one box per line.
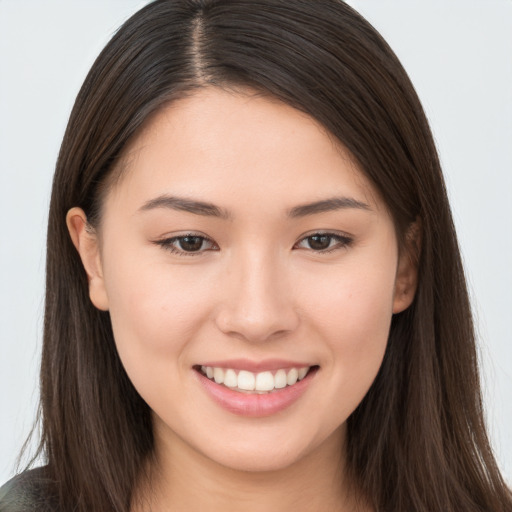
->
[138, 194, 371, 219]
[139, 195, 232, 219]
[287, 197, 371, 217]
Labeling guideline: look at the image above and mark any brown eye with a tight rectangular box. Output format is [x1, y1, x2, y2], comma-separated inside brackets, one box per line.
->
[307, 235, 332, 250]
[178, 236, 205, 252]
[295, 232, 353, 253]
[154, 234, 218, 256]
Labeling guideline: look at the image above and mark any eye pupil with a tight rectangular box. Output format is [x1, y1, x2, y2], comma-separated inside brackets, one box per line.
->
[308, 235, 331, 250]
[179, 236, 203, 251]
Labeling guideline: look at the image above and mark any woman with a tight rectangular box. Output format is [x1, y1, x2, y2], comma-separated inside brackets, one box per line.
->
[1, 0, 510, 511]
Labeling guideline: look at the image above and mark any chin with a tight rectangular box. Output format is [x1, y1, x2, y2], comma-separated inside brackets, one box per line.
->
[208, 446, 306, 473]
[191, 424, 334, 475]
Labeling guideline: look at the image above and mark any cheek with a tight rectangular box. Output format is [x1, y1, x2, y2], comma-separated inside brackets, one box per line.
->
[103, 261, 220, 414]
[303, 254, 396, 336]
[102, 251, 216, 380]
[306, 287, 392, 432]
[299, 255, 396, 403]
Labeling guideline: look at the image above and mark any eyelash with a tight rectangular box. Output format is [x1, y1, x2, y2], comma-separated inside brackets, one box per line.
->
[154, 233, 218, 256]
[154, 231, 353, 256]
[294, 232, 353, 253]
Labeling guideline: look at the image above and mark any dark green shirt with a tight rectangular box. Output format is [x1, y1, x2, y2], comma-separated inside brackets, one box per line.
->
[0, 467, 59, 512]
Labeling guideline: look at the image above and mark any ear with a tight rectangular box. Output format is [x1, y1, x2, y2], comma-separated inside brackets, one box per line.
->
[66, 207, 109, 311]
[393, 220, 421, 314]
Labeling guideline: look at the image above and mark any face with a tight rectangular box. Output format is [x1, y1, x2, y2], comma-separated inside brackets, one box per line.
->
[68, 88, 416, 473]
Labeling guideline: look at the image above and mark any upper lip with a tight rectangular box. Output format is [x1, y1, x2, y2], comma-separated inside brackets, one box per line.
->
[196, 359, 315, 372]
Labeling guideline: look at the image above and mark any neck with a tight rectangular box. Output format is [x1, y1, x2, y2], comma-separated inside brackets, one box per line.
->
[132, 422, 370, 512]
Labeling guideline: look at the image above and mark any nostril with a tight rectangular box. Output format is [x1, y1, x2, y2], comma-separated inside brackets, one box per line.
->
[214, 309, 299, 343]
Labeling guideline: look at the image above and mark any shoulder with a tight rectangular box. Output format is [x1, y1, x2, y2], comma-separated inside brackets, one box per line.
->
[0, 467, 60, 512]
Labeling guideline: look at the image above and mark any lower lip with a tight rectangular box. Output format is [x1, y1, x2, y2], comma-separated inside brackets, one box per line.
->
[195, 367, 318, 417]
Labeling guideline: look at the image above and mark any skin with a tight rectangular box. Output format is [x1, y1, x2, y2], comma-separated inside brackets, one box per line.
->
[67, 88, 418, 511]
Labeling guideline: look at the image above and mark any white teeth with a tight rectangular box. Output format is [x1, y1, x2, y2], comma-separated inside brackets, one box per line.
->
[224, 369, 238, 388]
[238, 370, 256, 391]
[200, 365, 312, 393]
[213, 367, 224, 384]
[274, 369, 287, 389]
[287, 368, 299, 386]
[255, 371, 274, 391]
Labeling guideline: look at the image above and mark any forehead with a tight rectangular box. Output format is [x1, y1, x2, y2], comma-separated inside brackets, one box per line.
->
[106, 87, 384, 215]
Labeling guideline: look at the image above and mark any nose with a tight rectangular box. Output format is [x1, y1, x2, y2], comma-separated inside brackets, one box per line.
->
[214, 250, 300, 343]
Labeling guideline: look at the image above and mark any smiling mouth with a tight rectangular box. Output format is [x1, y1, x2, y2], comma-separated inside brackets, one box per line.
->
[194, 365, 318, 394]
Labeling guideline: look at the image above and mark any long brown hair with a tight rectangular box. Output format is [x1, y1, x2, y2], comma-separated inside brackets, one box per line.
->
[26, 0, 511, 510]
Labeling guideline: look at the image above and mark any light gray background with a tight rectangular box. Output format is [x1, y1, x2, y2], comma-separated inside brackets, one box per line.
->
[1, 0, 511, 485]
